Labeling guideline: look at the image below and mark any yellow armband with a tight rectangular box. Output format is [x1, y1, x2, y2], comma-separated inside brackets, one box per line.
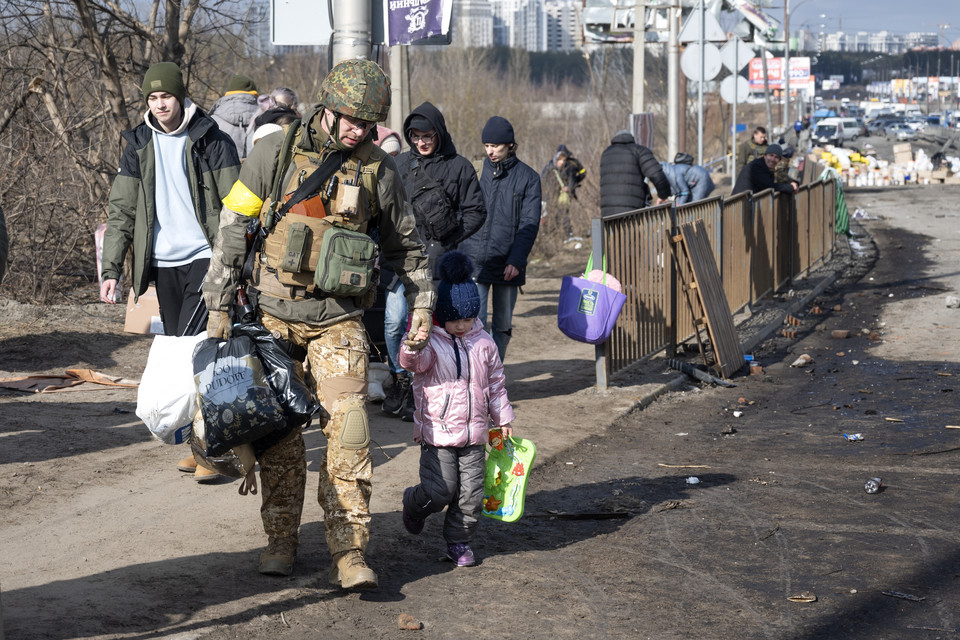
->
[222, 180, 264, 217]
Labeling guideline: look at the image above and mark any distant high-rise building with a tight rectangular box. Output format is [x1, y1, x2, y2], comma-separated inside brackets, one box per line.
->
[543, 0, 581, 52]
[452, 0, 494, 48]
[904, 32, 938, 49]
[491, 0, 543, 51]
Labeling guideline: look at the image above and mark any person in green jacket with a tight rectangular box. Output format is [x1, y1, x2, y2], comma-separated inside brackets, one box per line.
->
[100, 62, 240, 482]
[100, 61, 240, 336]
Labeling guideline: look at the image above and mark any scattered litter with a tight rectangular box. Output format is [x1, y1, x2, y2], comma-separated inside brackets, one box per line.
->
[658, 463, 711, 468]
[888, 293, 894, 298]
[884, 417, 904, 423]
[398, 613, 423, 630]
[675, 432, 689, 437]
[787, 591, 818, 603]
[791, 354, 813, 367]
[836, 351, 846, 357]
[849, 240, 866, 255]
[833, 304, 843, 312]
[843, 433, 864, 442]
[938, 372, 954, 377]
[685, 477, 701, 484]
[882, 591, 925, 602]
[733, 410, 743, 418]
[831, 329, 850, 339]
[946, 425, 960, 430]
[864, 477, 883, 494]
[946, 295, 960, 309]
[852, 360, 860, 365]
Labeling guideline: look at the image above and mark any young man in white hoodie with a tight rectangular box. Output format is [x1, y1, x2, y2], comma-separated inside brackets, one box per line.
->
[99, 61, 240, 481]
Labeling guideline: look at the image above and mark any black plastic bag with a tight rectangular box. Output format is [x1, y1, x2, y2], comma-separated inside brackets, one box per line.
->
[232, 322, 325, 431]
[193, 336, 286, 456]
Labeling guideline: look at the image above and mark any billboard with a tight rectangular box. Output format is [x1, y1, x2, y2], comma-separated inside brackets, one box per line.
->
[747, 56, 811, 92]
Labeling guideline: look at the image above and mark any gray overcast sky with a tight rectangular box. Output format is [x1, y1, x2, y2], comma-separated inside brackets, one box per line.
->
[783, 0, 959, 42]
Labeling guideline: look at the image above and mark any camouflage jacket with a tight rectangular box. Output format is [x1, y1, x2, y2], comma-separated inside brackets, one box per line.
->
[204, 117, 435, 325]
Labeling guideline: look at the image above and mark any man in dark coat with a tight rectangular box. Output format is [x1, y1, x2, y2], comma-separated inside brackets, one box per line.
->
[599, 130, 671, 216]
[383, 101, 486, 420]
[731, 144, 799, 196]
[459, 115, 541, 363]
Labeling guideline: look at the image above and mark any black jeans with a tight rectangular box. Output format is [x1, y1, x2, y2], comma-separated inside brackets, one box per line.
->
[152, 258, 209, 336]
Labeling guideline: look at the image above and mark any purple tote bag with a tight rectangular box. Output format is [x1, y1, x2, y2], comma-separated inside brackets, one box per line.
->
[557, 255, 627, 345]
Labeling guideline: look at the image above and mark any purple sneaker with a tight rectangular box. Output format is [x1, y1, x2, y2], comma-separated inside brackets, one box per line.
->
[446, 543, 476, 567]
[402, 487, 424, 535]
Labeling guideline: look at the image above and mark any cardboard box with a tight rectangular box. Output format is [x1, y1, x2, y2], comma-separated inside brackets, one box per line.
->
[893, 142, 913, 155]
[124, 285, 164, 335]
[894, 152, 913, 165]
[931, 169, 948, 180]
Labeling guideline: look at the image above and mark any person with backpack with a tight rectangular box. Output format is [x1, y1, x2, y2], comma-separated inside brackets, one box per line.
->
[208, 74, 260, 160]
[100, 61, 241, 483]
[382, 101, 486, 421]
[202, 58, 435, 589]
[660, 152, 715, 205]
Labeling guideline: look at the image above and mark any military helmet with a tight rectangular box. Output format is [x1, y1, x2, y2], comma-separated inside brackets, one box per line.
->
[318, 58, 391, 123]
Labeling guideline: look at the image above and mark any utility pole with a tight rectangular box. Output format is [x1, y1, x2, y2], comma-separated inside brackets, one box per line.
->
[388, 45, 410, 141]
[784, 1, 791, 130]
[633, 0, 647, 114]
[668, 4, 680, 161]
[331, 0, 372, 65]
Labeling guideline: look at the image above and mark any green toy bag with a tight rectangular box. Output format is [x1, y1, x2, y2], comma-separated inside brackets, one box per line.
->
[482, 428, 536, 522]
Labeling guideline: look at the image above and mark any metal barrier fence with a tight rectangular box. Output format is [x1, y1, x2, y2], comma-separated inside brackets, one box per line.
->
[594, 178, 838, 388]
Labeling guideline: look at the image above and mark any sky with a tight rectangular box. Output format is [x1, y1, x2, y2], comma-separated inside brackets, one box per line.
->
[783, 0, 959, 43]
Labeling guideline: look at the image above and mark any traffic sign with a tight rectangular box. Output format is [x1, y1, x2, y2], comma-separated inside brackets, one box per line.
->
[681, 43, 722, 82]
[720, 75, 750, 104]
[678, 7, 726, 43]
[720, 37, 755, 73]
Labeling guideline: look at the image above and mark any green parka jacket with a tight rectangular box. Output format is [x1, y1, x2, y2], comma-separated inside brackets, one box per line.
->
[101, 102, 241, 300]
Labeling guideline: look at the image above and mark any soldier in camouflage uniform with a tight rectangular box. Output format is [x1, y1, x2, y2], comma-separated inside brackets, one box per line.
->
[202, 58, 436, 589]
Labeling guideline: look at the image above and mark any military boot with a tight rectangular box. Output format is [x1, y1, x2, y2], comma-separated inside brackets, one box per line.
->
[329, 550, 378, 589]
[259, 537, 297, 576]
[382, 373, 410, 416]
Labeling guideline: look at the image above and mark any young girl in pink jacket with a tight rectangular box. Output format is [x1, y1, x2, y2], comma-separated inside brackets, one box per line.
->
[399, 251, 515, 567]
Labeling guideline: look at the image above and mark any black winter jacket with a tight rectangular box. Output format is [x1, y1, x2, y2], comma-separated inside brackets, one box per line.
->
[599, 131, 671, 216]
[459, 154, 541, 287]
[395, 102, 486, 246]
[731, 157, 796, 196]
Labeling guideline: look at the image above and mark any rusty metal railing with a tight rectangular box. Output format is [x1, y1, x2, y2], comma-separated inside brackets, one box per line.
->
[595, 178, 838, 387]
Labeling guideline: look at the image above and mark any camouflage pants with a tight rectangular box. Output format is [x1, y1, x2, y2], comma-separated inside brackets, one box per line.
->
[259, 313, 372, 557]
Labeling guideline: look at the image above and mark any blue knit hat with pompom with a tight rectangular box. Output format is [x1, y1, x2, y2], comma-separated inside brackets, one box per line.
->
[434, 251, 481, 325]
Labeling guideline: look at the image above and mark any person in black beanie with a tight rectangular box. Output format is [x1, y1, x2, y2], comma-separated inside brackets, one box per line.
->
[398, 251, 516, 568]
[458, 116, 541, 363]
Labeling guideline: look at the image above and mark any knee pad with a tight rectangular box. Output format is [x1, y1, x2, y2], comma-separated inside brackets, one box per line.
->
[339, 396, 370, 450]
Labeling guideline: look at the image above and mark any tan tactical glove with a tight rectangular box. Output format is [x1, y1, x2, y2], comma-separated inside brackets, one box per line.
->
[404, 308, 433, 351]
[206, 310, 230, 339]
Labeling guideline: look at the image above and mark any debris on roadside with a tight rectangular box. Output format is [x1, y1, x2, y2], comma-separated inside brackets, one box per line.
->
[831, 329, 850, 339]
[398, 613, 423, 631]
[787, 591, 817, 603]
[791, 354, 813, 368]
[843, 433, 864, 442]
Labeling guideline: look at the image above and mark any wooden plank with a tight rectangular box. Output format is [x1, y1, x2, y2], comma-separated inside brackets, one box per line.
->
[678, 220, 745, 378]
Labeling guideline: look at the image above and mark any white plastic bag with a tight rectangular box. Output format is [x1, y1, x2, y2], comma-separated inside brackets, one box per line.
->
[136, 333, 207, 444]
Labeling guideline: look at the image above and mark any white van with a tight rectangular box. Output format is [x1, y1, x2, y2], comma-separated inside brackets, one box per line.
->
[812, 117, 857, 147]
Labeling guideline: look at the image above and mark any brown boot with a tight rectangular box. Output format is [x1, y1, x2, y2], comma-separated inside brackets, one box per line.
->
[329, 550, 378, 589]
[177, 454, 198, 473]
[193, 464, 221, 483]
[259, 537, 297, 576]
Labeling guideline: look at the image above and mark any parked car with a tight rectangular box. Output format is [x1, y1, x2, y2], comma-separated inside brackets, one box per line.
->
[855, 118, 868, 137]
[866, 116, 902, 135]
[885, 123, 917, 140]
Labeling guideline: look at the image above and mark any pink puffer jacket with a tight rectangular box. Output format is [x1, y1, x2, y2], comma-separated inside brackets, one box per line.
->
[399, 320, 514, 447]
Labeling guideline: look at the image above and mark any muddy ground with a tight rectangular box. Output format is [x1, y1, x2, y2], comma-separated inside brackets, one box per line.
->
[2, 183, 959, 640]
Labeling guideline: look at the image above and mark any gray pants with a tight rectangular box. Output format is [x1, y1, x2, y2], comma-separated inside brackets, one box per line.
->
[404, 443, 485, 544]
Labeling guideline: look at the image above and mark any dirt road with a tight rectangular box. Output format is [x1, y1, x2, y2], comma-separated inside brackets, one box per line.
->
[1, 184, 959, 639]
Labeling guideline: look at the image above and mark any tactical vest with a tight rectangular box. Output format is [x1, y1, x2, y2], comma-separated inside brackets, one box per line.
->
[254, 123, 384, 301]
